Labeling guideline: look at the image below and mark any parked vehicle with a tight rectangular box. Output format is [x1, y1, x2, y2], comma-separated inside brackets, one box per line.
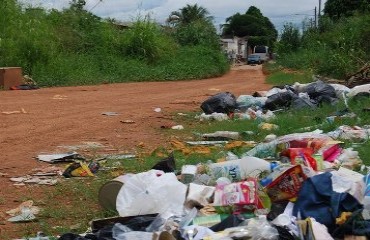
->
[253, 45, 269, 62]
[247, 54, 262, 65]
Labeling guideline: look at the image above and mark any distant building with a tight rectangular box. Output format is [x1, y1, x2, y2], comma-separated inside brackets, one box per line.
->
[220, 36, 250, 59]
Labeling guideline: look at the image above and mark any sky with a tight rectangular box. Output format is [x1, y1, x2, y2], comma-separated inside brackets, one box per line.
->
[22, 0, 327, 32]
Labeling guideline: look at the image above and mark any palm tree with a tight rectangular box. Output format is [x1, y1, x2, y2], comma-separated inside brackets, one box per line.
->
[167, 4, 213, 26]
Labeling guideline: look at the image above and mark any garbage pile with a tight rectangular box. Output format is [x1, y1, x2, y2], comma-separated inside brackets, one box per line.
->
[14, 80, 370, 240]
[52, 124, 370, 240]
[198, 80, 370, 121]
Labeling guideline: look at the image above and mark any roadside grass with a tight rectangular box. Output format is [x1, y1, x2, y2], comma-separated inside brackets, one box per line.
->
[32, 46, 230, 87]
[263, 62, 313, 86]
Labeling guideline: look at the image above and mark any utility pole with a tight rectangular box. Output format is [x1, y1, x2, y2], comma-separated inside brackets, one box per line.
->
[318, 0, 322, 27]
[314, 7, 317, 28]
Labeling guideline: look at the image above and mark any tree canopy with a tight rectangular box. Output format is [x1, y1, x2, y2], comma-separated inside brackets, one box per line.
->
[276, 23, 301, 54]
[167, 4, 213, 26]
[167, 4, 219, 48]
[222, 6, 277, 47]
[324, 0, 370, 20]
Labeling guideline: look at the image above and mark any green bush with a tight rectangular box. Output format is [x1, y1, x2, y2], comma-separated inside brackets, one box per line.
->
[173, 20, 219, 49]
[122, 17, 177, 63]
[277, 14, 370, 79]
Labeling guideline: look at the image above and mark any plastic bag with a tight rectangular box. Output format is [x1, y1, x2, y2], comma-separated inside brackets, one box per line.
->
[198, 113, 229, 121]
[151, 153, 176, 173]
[215, 216, 279, 240]
[290, 93, 316, 109]
[236, 95, 267, 110]
[116, 170, 187, 217]
[347, 83, 370, 98]
[112, 223, 153, 240]
[201, 92, 237, 114]
[264, 91, 296, 110]
[303, 80, 337, 104]
[62, 162, 95, 178]
[329, 83, 350, 99]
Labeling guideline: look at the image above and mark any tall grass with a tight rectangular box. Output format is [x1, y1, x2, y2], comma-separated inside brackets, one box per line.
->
[276, 14, 370, 79]
[0, 1, 229, 87]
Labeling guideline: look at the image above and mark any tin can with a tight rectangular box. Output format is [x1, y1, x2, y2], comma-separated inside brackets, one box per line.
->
[98, 175, 132, 211]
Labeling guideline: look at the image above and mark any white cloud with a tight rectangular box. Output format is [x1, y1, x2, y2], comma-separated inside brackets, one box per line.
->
[22, 0, 327, 31]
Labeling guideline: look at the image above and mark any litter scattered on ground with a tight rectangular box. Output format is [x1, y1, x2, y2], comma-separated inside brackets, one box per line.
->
[171, 125, 184, 130]
[7, 201, 40, 223]
[11, 79, 370, 240]
[120, 119, 136, 124]
[154, 107, 162, 112]
[37, 152, 85, 163]
[62, 161, 98, 178]
[1, 108, 27, 115]
[100, 154, 136, 160]
[201, 131, 240, 140]
[6, 200, 40, 217]
[10, 176, 58, 186]
[186, 141, 228, 146]
[101, 112, 120, 116]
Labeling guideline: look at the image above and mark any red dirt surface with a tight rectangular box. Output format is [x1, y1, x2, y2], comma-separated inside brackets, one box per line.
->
[0, 65, 270, 237]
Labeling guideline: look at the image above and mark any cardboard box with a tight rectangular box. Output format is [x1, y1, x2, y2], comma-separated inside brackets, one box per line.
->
[0, 67, 23, 90]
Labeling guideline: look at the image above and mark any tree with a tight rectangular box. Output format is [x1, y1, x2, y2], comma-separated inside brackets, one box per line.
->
[167, 4, 218, 48]
[324, 0, 370, 20]
[69, 0, 86, 12]
[222, 6, 277, 47]
[167, 4, 213, 26]
[276, 23, 301, 54]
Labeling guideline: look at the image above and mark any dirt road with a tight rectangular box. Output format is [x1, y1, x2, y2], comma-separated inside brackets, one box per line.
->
[0, 64, 269, 228]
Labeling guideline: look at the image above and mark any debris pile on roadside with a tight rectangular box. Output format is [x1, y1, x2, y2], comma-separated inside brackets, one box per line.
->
[199, 79, 370, 122]
[8, 78, 370, 240]
[55, 134, 370, 240]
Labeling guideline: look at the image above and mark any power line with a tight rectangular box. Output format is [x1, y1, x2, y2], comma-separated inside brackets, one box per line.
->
[89, 0, 103, 12]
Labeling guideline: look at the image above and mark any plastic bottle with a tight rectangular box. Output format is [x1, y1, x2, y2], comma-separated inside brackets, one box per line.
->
[243, 141, 277, 159]
[209, 156, 275, 181]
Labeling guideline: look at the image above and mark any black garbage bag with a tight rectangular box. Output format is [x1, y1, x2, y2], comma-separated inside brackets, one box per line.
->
[200, 92, 237, 114]
[210, 214, 246, 232]
[267, 201, 290, 221]
[151, 152, 176, 173]
[290, 95, 317, 109]
[264, 91, 296, 111]
[303, 81, 337, 104]
[58, 233, 92, 240]
[274, 225, 296, 240]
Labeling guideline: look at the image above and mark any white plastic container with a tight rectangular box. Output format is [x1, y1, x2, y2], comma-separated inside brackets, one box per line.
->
[209, 156, 272, 181]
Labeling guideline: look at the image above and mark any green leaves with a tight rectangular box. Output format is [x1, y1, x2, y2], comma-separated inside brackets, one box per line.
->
[222, 6, 277, 48]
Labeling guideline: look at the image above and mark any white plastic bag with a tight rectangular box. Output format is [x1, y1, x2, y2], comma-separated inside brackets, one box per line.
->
[116, 170, 187, 217]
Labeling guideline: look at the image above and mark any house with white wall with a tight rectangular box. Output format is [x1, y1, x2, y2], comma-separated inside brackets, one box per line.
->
[220, 36, 249, 60]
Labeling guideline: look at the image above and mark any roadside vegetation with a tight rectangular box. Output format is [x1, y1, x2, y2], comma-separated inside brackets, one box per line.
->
[263, 63, 313, 86]
[275, 0, 370, 79]
[0, 1, 228, 87]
